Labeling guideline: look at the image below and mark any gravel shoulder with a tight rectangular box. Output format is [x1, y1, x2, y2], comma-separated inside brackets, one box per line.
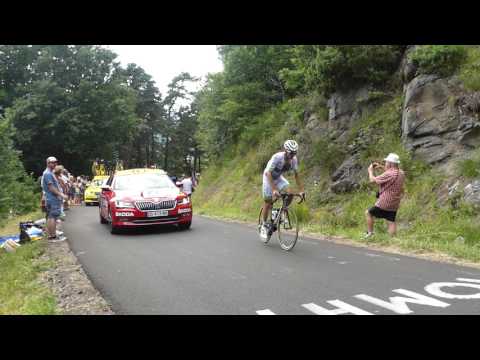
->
[38, 237, 114, 315]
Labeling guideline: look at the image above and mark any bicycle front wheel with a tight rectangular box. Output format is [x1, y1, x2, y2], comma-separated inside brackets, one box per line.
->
[276, 208, 299, 251]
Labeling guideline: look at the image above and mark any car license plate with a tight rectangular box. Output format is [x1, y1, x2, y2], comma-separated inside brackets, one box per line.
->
[147, 210, 168, 217]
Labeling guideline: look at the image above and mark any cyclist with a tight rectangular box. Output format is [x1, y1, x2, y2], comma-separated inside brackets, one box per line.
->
[260, 140, 305, 239]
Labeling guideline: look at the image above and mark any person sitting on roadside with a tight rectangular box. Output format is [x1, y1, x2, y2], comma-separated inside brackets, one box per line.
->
[365, 153, 405, 238]
[41, 157, 68, 242]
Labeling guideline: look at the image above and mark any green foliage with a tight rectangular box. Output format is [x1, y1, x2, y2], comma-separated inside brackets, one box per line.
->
[280, 46, 405, 94]
[307, 137, 347, 174]
[196, 46, 295, 160]
[0, 116, 38, 221]
[459, 46, 480, 91]
[457, 149, 480, 178]
[5, 77, 139, 176]
[409, 45, 468, 77]
[291, 202, 311, 225]
[0, 240, 57, 315]
[0, 45, 200, 177]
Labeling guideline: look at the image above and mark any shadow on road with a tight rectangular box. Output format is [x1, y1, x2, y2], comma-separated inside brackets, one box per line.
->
[110, 225, 192, 237]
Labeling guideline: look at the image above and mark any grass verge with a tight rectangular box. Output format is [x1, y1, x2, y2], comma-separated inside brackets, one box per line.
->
[0, 210, 57, 315]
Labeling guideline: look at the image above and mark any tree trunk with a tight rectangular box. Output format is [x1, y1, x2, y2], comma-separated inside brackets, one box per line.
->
[163, 137, 169, 172]
[151, 131, 155, 166]
[145, 142, 150, 167]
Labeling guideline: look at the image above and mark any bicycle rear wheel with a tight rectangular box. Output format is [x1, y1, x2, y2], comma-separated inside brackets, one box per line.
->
[276, 208, 299, 251]
[257, 207, 271, 244]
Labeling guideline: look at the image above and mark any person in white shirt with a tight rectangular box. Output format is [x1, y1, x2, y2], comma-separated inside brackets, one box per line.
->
[181, 176, 194, 199]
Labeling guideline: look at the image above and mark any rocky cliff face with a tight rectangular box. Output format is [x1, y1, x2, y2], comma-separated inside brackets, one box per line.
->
[312, 47, 480, 208]
[402, 74, 480, 166]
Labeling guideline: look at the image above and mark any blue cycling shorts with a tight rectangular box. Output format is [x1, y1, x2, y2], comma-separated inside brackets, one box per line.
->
[46, 200, 62, 219]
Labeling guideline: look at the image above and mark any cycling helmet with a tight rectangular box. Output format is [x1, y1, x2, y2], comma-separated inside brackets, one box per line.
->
[284, 140, 298, 153]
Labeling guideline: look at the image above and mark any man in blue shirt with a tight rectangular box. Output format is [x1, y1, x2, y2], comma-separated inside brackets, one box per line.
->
[42, 156, 68, 242]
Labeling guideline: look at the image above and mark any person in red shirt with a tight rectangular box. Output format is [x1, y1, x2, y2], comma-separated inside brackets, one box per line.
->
[365, 153, 405, 238]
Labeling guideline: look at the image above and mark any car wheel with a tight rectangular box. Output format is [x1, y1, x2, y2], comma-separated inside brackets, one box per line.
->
[178, 221, 192, 231]
[108, 208, 120, 234]
[85, 202, 90, 206]
[110, 224, 121, 234]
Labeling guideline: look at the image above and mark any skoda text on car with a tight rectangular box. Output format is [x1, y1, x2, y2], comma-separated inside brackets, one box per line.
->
[84, 175, 109, 206]
[99, 168, 192, 233]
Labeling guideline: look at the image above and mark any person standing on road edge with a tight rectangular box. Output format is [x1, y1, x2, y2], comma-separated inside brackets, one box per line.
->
[41, 156, 68, 242]
[365, 153, 405, 238]
[54, 165, 67, 220]
[181, 175, 194, 200]
[260, 140, 305, 240]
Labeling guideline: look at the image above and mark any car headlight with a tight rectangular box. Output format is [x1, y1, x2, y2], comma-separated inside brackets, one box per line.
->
[115, 200, 135, 208]
[180, 197, 190, 205]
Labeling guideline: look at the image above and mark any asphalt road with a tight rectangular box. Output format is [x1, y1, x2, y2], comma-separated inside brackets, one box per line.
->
[63, 206, 480, 315]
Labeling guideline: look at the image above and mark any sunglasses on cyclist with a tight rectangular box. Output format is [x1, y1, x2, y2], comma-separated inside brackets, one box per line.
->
[286, 151, 297, 156]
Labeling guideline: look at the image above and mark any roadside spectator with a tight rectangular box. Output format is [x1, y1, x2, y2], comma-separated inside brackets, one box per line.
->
[364, 153, 405, 238]
[54, 165, 68, 219]
[41, 156, 68, 242]
[181, 175, 195, 200]
[74, 180, 82, 205]
[68, 175, 76, 206]
[79, 177, 86, 204]
[61, 169, 70, 210]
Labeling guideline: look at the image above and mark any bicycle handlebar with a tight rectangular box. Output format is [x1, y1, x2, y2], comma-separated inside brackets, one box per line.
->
[276, 192, 305, 204]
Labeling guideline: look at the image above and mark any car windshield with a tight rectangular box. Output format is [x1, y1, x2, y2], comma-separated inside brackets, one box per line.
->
[92, 179, 104, 187]
[113, 173, 176, 191]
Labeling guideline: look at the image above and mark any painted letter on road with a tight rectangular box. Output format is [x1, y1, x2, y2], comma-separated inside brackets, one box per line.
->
[302, 300, 373, 315]
[355, 289, 450, 314]
[425, 280, 480, 300]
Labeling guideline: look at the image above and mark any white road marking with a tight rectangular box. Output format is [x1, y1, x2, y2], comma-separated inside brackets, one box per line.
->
[256, 309, 276, 315]
[256, 278, 480, 315]
[337, 261, 348, 265]
[425, 281, 480, 300]
[328, 256, 335, 259]
[355, 289, 450, 314]
[456, 278, 480, 283]
[302, 301, 373, 315]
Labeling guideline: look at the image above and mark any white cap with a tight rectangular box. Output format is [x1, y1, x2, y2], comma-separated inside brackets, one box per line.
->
[46, 156, 58, 163]
[384, 153, 400, 164]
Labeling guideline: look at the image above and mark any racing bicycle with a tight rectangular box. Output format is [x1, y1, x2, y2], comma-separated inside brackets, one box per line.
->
[258, 193, 305, 251]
